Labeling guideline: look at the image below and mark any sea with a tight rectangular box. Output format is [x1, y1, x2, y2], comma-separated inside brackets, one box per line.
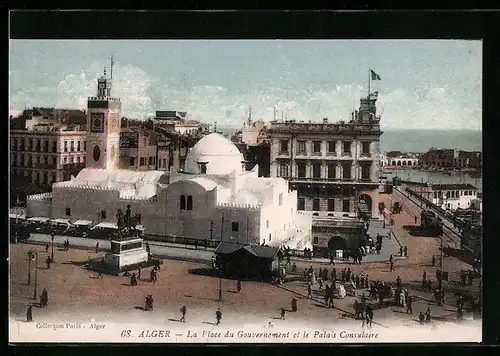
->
[220, 128, 482, 153]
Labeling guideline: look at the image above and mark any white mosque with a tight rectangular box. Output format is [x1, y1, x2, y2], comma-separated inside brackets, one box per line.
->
[27, 68, 312, 249]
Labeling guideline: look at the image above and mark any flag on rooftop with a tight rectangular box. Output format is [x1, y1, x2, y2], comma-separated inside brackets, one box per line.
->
[370, 70, 381, 80]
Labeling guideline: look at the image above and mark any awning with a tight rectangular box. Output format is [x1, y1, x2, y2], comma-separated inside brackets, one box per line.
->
[51, 219, 71, 225]
[73, 220, 94, 226]
[9, 214, 26, 220]
[93, 222, 119, 229]
[27, 217, 50, 223]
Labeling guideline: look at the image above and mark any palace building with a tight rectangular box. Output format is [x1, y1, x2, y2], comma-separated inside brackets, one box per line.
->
[267, 93, 384, 256]
[27, 66, 312, 249]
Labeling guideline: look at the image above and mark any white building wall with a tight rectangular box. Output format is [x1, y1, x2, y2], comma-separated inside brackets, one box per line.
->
[26, 194, 52, 217]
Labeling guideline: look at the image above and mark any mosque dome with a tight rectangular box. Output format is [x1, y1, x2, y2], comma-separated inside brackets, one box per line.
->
[184, 133, 245, 175]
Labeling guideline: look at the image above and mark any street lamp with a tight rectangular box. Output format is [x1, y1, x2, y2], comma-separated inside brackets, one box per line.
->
[209, 221, 214, 249]
[32, 250, 39, 300]
[50, 230, 55, 262]
[27, 250, 35, 285]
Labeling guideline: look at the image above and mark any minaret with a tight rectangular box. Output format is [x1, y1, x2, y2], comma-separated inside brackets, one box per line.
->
[86, 59, 122, 170]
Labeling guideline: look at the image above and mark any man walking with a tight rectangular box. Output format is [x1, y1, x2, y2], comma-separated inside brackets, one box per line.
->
[414, 216, 418, 225]
[95, 242, 99, 253]
[236, 279, 241, 293]
[403, 246, 408, 257]
[307, 282, 312, 299]
[216, 308, 222, 326]
[45, 243, 49, 253]
[422, 270, 427, 288]
[280, 307, 286, 320]
[406, 295, 413, 314]
[180, 305, 186, 322]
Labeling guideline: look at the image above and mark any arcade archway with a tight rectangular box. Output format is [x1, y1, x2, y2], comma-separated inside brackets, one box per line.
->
[328, 236, 347, 252]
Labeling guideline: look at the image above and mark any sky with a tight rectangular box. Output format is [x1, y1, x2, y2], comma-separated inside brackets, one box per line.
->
[9, 40, 482, 130]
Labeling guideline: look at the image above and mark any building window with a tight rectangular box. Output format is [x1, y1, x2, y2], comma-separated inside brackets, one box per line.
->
[232, 222, 239, 232]
[180, 195, 186, 210]
[77, 141, 81, 151]
[52, 141, 57, 153]
[148, 157, 153, 166]
[140, 157, 145, 166]
[297, 141, 306, 154]
[313, 198, 320, 211]
[278, 163, 289, 178]
[362, 142, 371, 156]
[187, 195, 193, 210]
[342, 163, 351, 179]
[28, 139, 33, 151]
[83, 141, 87, 151]
[328, 199, 335, 211]
[83, 156, 86, 163]
[312, 141, 322, 154]
[43, 140, 49, 152]
[70, 156, 74, 164]
[297, 198, 305, 210]
[279, 193, 283, 206]
[279, 140, 289, 154]
[64, 141, 68, 152]
[42, 172, 48, 184]
[313, 236, 319, 244]
[51, 173, 56, 182]
[70, 141, 75, 152]
[266, 220, 269, 228]
[65, 208, 71, 216]
[129, 157, 136, 166]
[297, 162, 306, 178]
[312, 163, 321, 178]
[63, 157, 67, 164]
[361, 164, 371, 180]
[36, 139, 41, 151]
[327, 141, 336, 154]
[434, 191, 438, 198]
[327, 163, 336, 179]
[101, 210, 106, 219]
[342, 141, 351, 156]
[342, 199, 350, 212]
[44, 156, 48, 164]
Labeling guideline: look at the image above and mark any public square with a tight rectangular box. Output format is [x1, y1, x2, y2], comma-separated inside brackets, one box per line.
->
[9, 190, 482, 343]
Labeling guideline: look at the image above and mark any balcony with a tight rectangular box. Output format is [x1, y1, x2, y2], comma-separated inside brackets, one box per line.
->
[341, 151, 352, 157]
[326, 151, 337, 156]
[35, 163, 57, 169]
[63, 163, 85, 170]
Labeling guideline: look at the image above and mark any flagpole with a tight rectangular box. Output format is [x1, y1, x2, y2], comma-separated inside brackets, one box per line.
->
[368, 69, 371, 98]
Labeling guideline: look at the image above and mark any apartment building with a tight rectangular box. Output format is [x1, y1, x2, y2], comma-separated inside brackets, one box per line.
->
[119, 127, 171, 171]
[10, 123, 87, 200]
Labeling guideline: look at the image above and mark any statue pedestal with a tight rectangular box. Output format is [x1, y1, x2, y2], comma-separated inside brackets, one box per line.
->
[104, 237, 149, 271]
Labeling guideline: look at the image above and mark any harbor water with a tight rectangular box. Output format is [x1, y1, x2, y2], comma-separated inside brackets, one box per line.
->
[384, 168, 482, 193]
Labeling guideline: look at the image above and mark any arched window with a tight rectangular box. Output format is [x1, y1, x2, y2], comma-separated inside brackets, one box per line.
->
[180, 195, 186, 210]
[392, 161, 396, 166]
[187, 195, 193, 210]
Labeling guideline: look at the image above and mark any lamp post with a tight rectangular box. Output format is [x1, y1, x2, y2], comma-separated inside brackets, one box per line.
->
[219, 213, 224, 302]
[50, 231, 55, 262]
[33, 250, 39, 300]
[209, 221, 214, 248]
[27, 250, 34, 285]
